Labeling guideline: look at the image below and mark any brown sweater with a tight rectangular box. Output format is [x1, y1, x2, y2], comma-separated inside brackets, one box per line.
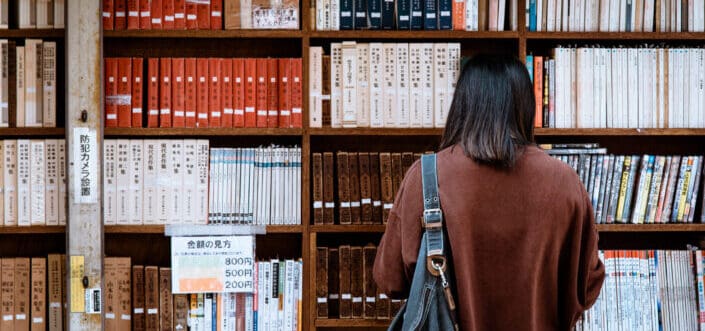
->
[374, 145, 605, 331]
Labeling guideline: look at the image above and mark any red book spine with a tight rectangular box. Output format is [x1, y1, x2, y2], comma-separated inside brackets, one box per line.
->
[244, 58, 257, 128]
[196, 58, 210, 127]
[159, 58, 173, 127]
[147, 58, 160, 127]
[103, 0, 115, 30]
[221, 59, 234, 127]
[139, 0, 151, 29]
[117, 58, 133, 128]
[163, 0, 175, 29]
[255, 58, 268, 128]
[266, 59, 279, 128]
[184, 58, 198, 128]
[132, 58, 144, 127]
[172, 58, 186, 128]
[127, 0, 140, 29]
[151, 0, 163, 28]
[533, 56, 543, 128]
[115, 0, 127, 29]
[208, 58, 222, 127]
[174, 0, 186, 29]
[197, 1, 210, 29]
[105, 58, 119, 128]
[211, 0, 222, 29]
[233, 59, 245, 128]
[185, 1, 198, 29]
[278, 58, 291, 128]
[290, 58, 302, 128]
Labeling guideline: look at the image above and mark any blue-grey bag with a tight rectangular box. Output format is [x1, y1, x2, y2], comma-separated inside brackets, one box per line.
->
[387, 154, 460, 331]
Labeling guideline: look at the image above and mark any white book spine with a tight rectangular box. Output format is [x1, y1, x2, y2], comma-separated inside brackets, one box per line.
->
[0, 0, 7, 28]
[16, 46, 24, 128]
[42, 41, 56, 127]
[309, 47, 323, 128]
[2, 140, 13, 226]
[116, 139, 130, 225]
[421, 44, 434, 128]
[330, 43, 343, 128]
[382, 44, 397, 128]
[103, 140, 117, 225]
[24, 41, 39, 127]
[142, 140, 158, 224]
[182, 140, 197, 224]
[368, 43, 385, 128]
[446, 43, 461, 126]
[57, 139, 65, 225]
[409, 44, 424, 128]
[316, 0, 326, 30]
[0, 40, 7, 127]
[342, 41, 358, 128]
[396, 43, 410, 128]
[628, 48, 639, 128]
[54, 0, 64, 28]
[331, 0, 340, 29]
[432, 43, 449, 128]
[169, 140, 184, 224]
[157, 140, 170, 224]
[44, 139, 58, 226]
[16, 139, 30, 226]
[284, 260, 295, 331]
[129, 140, 144, 225]
[465, 0, 478, 30]
[196, 140, 209, 224]
[356, 43, 370, 127]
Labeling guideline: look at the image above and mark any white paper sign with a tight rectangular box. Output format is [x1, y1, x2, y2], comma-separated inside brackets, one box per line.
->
[171, 235, 254, 294]
[72, 127, 98, 203]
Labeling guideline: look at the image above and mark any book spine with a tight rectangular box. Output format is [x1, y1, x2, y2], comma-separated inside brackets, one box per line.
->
[266, 58, 279, 128]
[221, 58, 234, 127]
[151, 0, 163, 28]
[233, 58, 246, 127]
[452, 0, 465, 29]
[105, 58, 119, 128]
[422, 0, 436, 29]
[174, 0, 186, 28]
[30, 258, 46, 331]
[410, 0, 423, 29]
[209, 58, 222, 127]
[131, 58, 144, 127]
[147, 58, 160, 127]
[438, 0, 452, 28]
[369, 0, 382, 28]
[244, 58, 257, 128]
[41, 42, 56, 128]
[355, 0, 368, 28]
[290, 59, 303, 128]
[381, 0, 394, 28]
[396, 44, 410, 128]
[196, 58, 209, 127]
[117, 57, 132, 128]
[159, 58, 172, 127]
[211, 0, 222, 29]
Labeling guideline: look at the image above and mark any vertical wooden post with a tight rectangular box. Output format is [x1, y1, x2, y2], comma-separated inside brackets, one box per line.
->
[66, 0, 104, 330]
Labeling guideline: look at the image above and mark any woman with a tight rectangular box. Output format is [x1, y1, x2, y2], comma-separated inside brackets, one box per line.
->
[373, 54, 605, 330]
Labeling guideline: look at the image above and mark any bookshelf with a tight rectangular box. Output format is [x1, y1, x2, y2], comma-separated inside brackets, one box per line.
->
[92, 1, 705, 330]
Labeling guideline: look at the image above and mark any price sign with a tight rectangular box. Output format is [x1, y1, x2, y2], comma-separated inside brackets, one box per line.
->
[171, 235, 254, 294]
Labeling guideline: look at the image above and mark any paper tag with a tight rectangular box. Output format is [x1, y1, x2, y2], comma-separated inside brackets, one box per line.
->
[186, 111, 196, 117]
[103, 12, 111, 17]
[341, 11, 351, 17]
[366, 297, 376, 302]
[224, 108, 234, 114]
[246, 107, 255, 113]
[198, 113, 208, 119]
[151, 18, 162, 24]
[129, 11, 139, 17]
[352, 297, 363, 303]
[160, 109, 171, 115]
[329, 294, 339, 299]
[187, 14, 197, 20]
[212, 11, 222, 16]
[132, 108, 143, 114]
[3, 315, 12, 321]
[84, 287, 101, 314]
[441, 10, 450, 16]
[268, 110, 278, 116]
[115, 12, 126, 17]
[292, 107, 302, 113]
[317, 297, 327, 303]
[371, 13, 381, 18]
[340, 202, 351, 208]
[15, 314, 26, 320]
[164, 15, 175, 22]
[121, 314, 131, 320]
[211, 112, 221, 117]
[400, 15, 409, 20]
[341, 293, 352, 300]
[106, 114, 117, 120]
[148, 309, 158, 315]
[361, 198, 372, 204]
[412, 11, 422, 16]
[141, 11, 150, 16]
[32, 318, 43, 323]
[175, 13, 185, 19]
[50, 302, 62, 308]
[325, 202, 335, 208]
[134, 308, 144, 314]
[351, 201, 361, 207]
[379, 293, 388, 299]
[105, 313, 116, 319]
[149, 110, 159, 115]
[257, 110, 267, 116]
[384, 203, 393, 209]
[313, 201, 323, 208]
[175, 111, 185, 117]
[234, 109, 244, 115]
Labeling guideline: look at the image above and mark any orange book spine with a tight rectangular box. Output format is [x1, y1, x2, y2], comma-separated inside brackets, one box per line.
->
[452, 0, 465, 30]
[103, 0, 115, 30]
[196, 58, 210, 127]
[209, 58, 222, 127]
[159, 58, 173, 127]
[115, 0, 127, 29]
[132, 58, 144, 127]
[197, 1, 211, 29]
[151, 0, 163, 29]
[255, 58, 268, 128]
[278, 58, 291, 128]
[533, 56, 543, 128]
[267, 58, 279, 128]
[185, 1, 198, 29]
[105, 58, 119, 128]
[163, 0, 175, 29]
[172, 58, 186, 127]
[147, 58, 160, 128]
[211, 0, 223, 29]
[221, 58, 234, 127]
[117, 58, 133, 128]
[184, 58, 197, 127]
[127, 0, 140, 29]
[233, 58, 245, 128]
[174, 0, 186, 29]
[290, 58, 303, 128]
[139, 0, 151, 29]
[244, 58, 257, 128]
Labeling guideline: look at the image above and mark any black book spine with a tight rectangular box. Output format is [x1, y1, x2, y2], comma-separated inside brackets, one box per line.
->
[341, 0, 354, 29]
[368, 0, 382, 29]
[355, 0, 368, 29]
[438, 0, 451, 29]
[397, 0, 411, 29]
[381, 0, 395, 29]
[423, 0, 437, 29]
[410, 0, 423, 29]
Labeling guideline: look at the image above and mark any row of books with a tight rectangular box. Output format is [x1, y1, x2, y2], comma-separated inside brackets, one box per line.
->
[103, 139, 210, 225]
[309, 42, 461, 129]
[314, 0, 517, 31]
[312, 151, 421, 225]
[104, 57, 303, 129]
[0, 255, 66, 331]
[108, 258, 303, 331]
[575, 250, 703, 331]
[530, 47, 705, 129]
[0, 139, 67, 227]
[103, 0, 299, 30]
[316, 244, 403, 319]
[529, 0, 705, 32]
[8, 0, 65, 29]
[208, 146, 302, 225]
[544, 145, 702, 224]
[0, 39, 58, 128]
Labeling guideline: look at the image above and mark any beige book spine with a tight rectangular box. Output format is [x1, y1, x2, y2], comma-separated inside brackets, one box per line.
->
[42, 42, 56, 128]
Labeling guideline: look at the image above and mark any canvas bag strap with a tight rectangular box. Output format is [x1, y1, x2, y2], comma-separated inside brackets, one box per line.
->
[420, 154, 446, 276]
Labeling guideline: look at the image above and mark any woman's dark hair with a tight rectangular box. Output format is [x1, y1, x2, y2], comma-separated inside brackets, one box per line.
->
[440, 54, 535, 168]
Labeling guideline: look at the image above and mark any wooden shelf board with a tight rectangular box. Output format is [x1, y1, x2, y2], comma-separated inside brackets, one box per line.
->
[312, 225, 386, 233]
[105, 127, 303, 137]
[0, 29, 64, 38]
[315, 319, 391, 327]
[596, 224, 705, 232]
[105, 225, 303, 234]
[0, 128, 65, 137]
[104, 30, 303, 38]
[308, 128, 443, 136]
[309, 30, 519, 39]
[535, 128, 705, 136]
[526, 32, 705, 40]
[0, 226, 65, 234]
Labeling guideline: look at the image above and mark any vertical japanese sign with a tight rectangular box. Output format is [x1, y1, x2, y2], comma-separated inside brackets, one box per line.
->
[171, 235, 255, 294]
[72, 127, 98, 203]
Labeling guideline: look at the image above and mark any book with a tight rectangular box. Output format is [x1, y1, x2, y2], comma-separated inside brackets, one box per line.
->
[316, 247, 329, 318]
[30, 258, 46, 331]
[350, 246, 363, 318]
[145, 266, 159, 330]
[338, 245, 352, 318]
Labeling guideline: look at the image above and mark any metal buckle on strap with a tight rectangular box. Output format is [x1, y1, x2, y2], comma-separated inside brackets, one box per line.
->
[427, 256, 446, 276]
[423, 208, 443, 224]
